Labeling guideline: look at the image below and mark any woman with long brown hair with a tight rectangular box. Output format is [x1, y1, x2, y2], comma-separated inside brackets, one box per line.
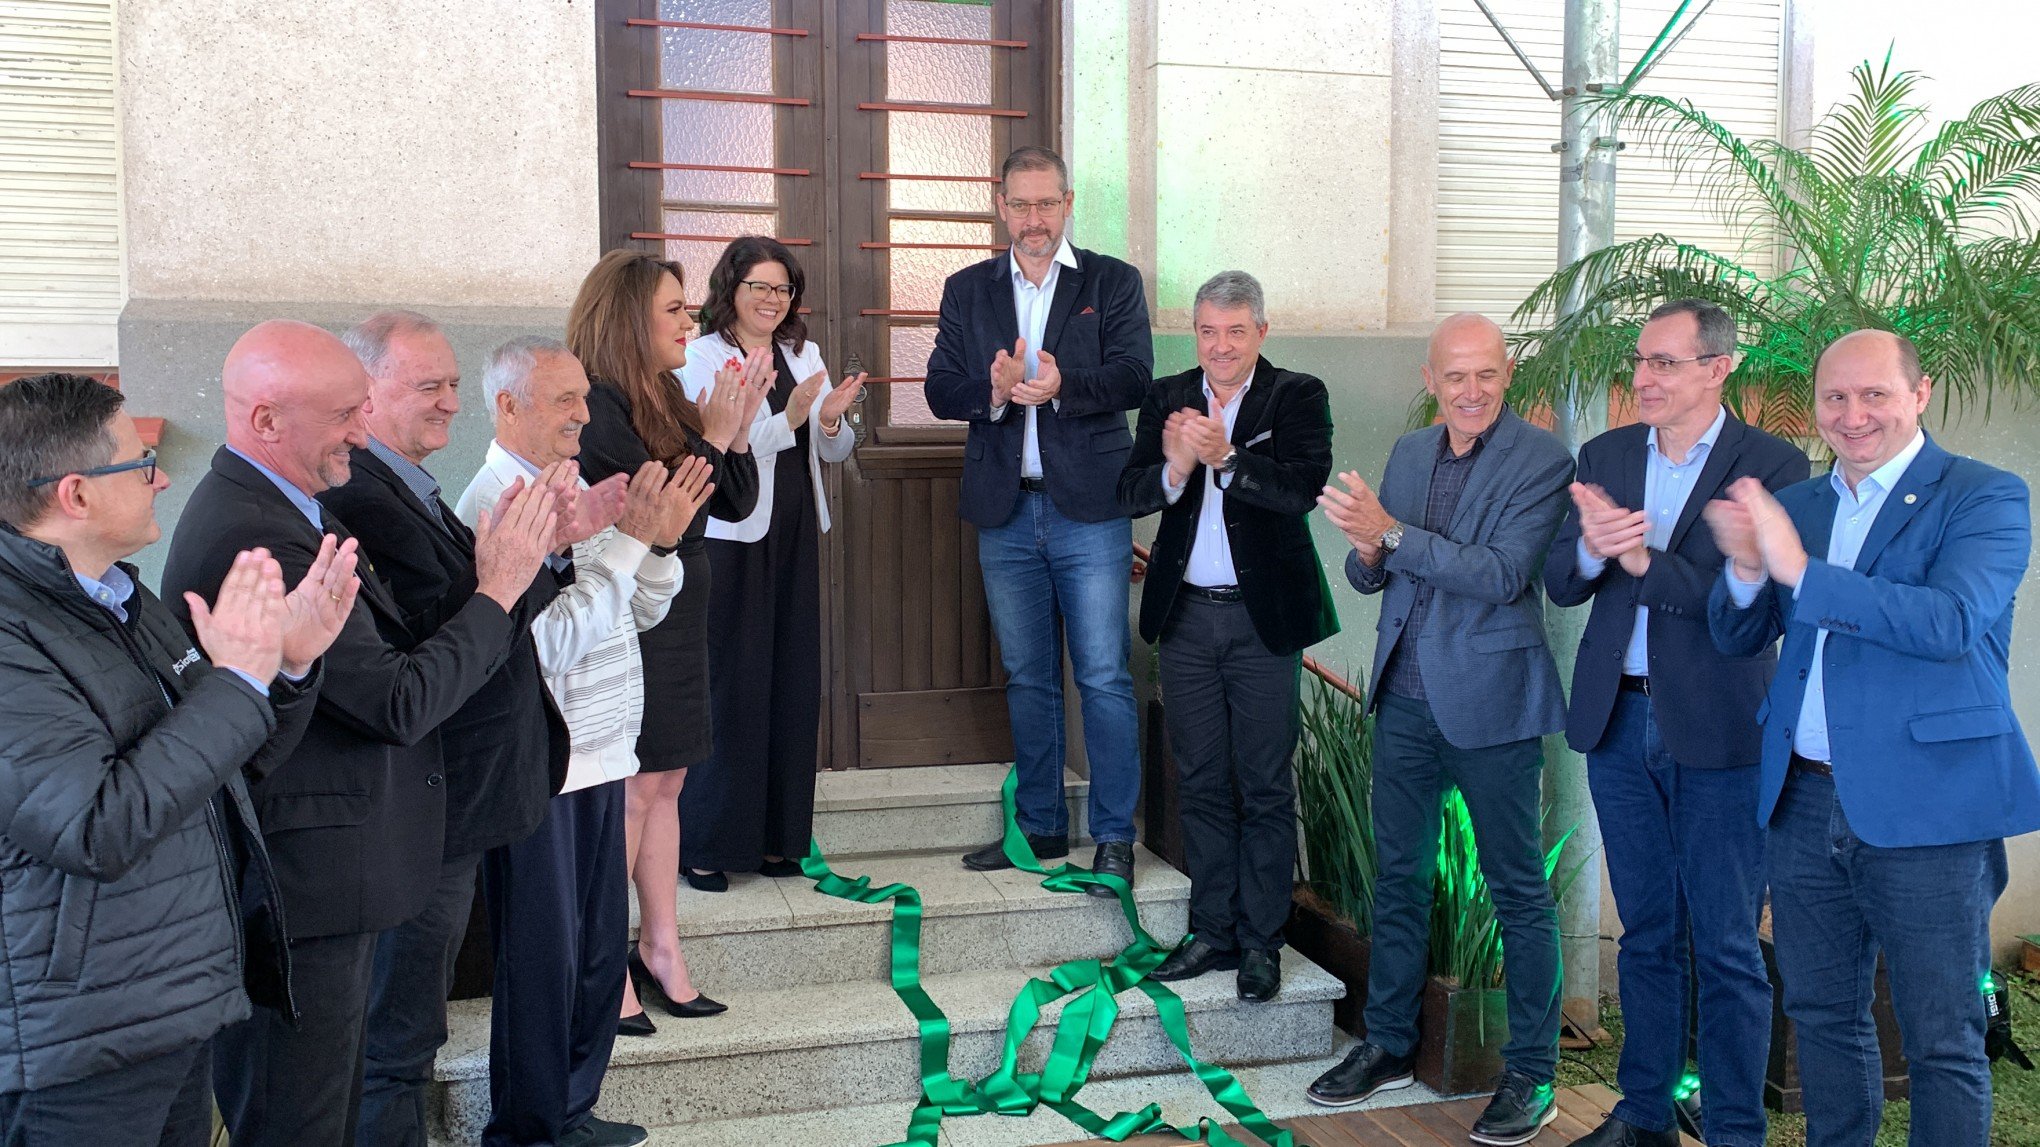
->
[567, 248, 768, 1031]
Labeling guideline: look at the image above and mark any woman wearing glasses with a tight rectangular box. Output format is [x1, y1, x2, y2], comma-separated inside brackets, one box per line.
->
[677, 237, 866, 891]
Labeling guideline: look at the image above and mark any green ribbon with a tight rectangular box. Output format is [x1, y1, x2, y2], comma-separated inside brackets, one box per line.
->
[799, 767, 1307, 1147]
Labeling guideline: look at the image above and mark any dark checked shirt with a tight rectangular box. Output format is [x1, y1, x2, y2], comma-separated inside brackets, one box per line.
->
[1379, 417, 1499, 701]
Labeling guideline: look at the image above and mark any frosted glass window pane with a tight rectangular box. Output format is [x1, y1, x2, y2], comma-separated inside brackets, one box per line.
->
[661, 101, 775, 204]
[887, 113, 994, 213]
[886, 1, 992, 105]
[662, 209, 778, 300]
[888, 325, 955, 426]
[889, 219, 995, 312]
[658, 0, 769, 23]
[660, 25, 771, 95]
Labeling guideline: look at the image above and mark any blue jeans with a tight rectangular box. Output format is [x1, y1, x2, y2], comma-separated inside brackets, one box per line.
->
[1589, 691, 1769, 1146]
[977, 492, 1139, 843]
[1769, 770, 2007, 1147]
[1365, 692, 1561, 1083]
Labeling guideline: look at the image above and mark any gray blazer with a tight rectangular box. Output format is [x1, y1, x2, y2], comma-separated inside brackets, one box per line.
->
[1347, 408, 1574, 749]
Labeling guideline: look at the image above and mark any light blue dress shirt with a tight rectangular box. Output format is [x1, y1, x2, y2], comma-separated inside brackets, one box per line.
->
[1575, 405, 1726, 674]
[987, 237, 1079, 479]
[1162, 374, 1249, 587]
[227, 446, 325, 533]
[1727, 428, 1928, 762]
[365, 437, 447, 528]
[75, 565, 269, 696]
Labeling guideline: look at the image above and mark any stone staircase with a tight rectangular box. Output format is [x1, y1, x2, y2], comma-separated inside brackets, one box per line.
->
[427, 764, 1360, 1146]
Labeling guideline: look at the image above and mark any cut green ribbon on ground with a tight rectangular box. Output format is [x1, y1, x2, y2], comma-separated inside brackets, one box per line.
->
[799, 767, 1306, 1147]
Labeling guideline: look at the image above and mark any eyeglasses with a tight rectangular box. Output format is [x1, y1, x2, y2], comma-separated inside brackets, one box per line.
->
[27, 448, 157, 489]
[1003, 197, 1067, 218]
[738, 280, 797, 301]
[1627, 352, 1728, 376]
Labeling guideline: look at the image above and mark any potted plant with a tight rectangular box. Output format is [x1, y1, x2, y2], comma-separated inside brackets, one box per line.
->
[1289, 673, 1377, 1035]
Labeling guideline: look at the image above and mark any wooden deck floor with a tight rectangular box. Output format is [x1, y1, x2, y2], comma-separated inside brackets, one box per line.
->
[1046, 1083, 1702, 1146]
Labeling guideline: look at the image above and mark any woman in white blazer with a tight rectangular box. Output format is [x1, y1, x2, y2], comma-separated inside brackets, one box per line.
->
[677, 237, 865, 889]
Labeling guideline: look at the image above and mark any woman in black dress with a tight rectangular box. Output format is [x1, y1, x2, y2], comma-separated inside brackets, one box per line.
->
[567, 249, 768, 1029]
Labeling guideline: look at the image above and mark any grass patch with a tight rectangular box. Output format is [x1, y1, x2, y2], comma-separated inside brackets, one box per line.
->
[1556, 970, 2040, 1145]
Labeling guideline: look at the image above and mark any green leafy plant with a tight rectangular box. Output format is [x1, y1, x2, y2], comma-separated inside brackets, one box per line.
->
[1428, 789, 1584, 993]
[1502, 52, 2040, 434]
[1294, 673, 1377, 935]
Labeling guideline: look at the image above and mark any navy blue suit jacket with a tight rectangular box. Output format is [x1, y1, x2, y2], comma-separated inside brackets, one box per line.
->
[1708, 436, 2040, 847]
[1545, 416, 1809, 768]
[924, 246, 1153, 527]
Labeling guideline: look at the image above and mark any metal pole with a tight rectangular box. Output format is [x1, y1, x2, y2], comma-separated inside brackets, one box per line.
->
[1544, 0, 1619, 1037]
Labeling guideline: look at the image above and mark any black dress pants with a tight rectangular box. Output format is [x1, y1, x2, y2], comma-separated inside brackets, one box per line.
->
[213, 929, 380, 1147]
[0, 1039, 212, 1147]
[356, 852, 482, 1147]
[1157, 593, 1302, 953]
[480, 781, 629, 1147]
[684, 452, 821, 872]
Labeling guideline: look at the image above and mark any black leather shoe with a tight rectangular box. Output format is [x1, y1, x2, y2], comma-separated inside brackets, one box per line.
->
[1087, 841, 1135, 897]
[1149, 938, 1240, 981]
[1305, 1041, 1415, 1107]
[615, 1010, 657, 1037]
[1236, 948, 1281, 1002]
[1568, 1115, 1679, 1146]
[961, 832, 1068, 871]
[758, 858, 804, 878]
[1469, 1070, 1557, 1146]
[684, 868, 728, 892]
[562, 1116, 650, 1147]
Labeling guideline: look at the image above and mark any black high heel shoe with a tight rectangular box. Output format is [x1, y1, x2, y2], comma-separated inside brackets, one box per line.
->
[616, 1010, 657, 1037]
[628, 944, 729, 1019]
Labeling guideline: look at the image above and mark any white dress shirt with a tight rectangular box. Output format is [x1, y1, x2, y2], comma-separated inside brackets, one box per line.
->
[1726, 428, 1928, 762]
[1575, 405, 1726, 674]
[1162, 373, 1250, 587]
[987, 237, 1079, 479]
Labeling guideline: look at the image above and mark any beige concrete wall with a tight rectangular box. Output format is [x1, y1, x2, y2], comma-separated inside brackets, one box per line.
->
[117, 0, 600, 308]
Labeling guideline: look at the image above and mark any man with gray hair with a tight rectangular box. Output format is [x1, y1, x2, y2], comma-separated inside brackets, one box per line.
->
[458, 336, 712, 1147]
[318, 311, 627, 1147]
[1118, 271, 1337, 1002]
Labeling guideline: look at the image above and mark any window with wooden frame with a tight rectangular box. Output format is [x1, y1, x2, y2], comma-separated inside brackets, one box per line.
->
[596, 0, 1059, 450]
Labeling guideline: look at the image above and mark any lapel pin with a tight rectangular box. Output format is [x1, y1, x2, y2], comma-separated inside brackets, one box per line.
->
[1904, 493, 1917, 504]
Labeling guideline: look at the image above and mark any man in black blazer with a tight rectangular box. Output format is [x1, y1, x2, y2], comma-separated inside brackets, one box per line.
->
[159, 320, 560, 1147]
[317, 311, 619, 1147]
[1119, 271, 1336, 1002]
[926, 146, 1154, 888]
[1543, 299, 1809, 1147]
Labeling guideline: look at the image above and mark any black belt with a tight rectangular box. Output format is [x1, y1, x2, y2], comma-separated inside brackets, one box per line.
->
[1179, 583, 1245, 603]
[1618, 675, 1650, 695]
[1019, 477, 1047, 493]
[1790, 753, 1833, 778]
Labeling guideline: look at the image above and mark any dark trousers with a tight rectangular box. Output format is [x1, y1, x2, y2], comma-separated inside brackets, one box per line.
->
[356, 852, 482, 1147]
[1365, 691, 1561, 1083]
[685, 467, 821, 872]
[214, 928, 379, 1147]
[1590, 691, 1769, 1146]
[1769, 769, 2006, 1147]
[0, 1040, 212, 1147]
[1157, 593, 1301, 952]
[481, 781, 630, 1147]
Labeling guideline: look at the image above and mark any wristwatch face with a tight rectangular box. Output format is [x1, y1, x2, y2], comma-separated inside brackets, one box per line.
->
[1380, 524, 1403, 552]
[1219, 448, 1239, 474]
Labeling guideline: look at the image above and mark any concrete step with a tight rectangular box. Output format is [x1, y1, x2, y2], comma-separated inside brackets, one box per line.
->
[632, 846, 1191, 992]
[430, 952, 1345, 1143]
[812, 764, 1090, 859]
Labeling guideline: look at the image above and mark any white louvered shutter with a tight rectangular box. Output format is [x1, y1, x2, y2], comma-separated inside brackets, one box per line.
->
[0, 1, 120, 366]
[1436, 0, 1785, 321]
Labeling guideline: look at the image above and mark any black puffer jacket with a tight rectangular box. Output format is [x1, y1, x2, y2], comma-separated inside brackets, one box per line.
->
[0, 527, 316, 1093]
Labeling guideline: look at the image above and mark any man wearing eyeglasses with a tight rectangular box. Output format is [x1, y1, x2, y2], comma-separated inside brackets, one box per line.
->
[1543, 298, 1808, 1147]
[0, 373, 354, 1145]
[926, 145, 1154, 889]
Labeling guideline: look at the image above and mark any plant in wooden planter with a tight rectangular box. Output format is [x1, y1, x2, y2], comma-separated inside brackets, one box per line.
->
[1417, 790, 1582, 1095]
[1290, 673, 1377, 1034]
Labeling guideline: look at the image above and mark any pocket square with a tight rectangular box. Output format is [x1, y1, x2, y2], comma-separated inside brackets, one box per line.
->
[1245, 430, 1273, 447]
[1079, 305, 1096, 315]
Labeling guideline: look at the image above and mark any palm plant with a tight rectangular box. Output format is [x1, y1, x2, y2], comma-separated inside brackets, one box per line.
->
[1505, 52, 2040, 434]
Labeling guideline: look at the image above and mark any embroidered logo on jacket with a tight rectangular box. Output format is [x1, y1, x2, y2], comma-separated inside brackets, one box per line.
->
[171, 649, 201, 674]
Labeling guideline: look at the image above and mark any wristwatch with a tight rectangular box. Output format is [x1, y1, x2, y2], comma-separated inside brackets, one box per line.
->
[1379, 523, 1404, 553]
[1217, 447, 1239, 475]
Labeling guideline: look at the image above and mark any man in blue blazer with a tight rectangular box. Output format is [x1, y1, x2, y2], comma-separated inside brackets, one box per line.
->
[925, 146, 1153, 889]
[1707, 329, 2040, 1147]
[1545, 299, 1809, 1147]
[1309, 313, 1574, 1146]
